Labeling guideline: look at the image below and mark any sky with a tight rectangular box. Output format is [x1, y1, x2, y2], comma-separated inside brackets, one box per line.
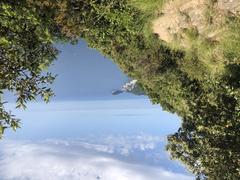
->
[49, 41, 134, 100]
[0, 41, 193, 180]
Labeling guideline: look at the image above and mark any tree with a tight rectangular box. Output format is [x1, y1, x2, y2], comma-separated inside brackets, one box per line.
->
[167, 80, 240, 179]
[0, 1, 57, 138]
[0, 0, 147, 138]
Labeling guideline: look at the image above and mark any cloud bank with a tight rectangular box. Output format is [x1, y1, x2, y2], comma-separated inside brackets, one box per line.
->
[0, 135, 193, 180]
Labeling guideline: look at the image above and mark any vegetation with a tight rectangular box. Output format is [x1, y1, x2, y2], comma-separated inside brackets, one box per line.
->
[0, 0, 240, 179]
[0, 1, 58, 137]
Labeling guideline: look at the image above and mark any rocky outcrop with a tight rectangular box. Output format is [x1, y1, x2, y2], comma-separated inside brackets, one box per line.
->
[218, 0, 240, 14]
[153, 0, 240, 46]
[112, 80, 145, 95]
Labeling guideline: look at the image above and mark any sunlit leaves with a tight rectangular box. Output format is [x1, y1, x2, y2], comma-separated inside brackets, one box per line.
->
[0, 1, 58, 137]
[167, 83, 240, 179]
[0, 102, 20, 139]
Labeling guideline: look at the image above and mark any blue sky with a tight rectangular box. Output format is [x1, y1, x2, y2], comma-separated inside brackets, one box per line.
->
[0, 41, 193, 180]
[49, 41, 135, 100]
[4, 99, 180, 140]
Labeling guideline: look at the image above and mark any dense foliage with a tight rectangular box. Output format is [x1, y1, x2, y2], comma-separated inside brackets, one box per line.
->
[0, 0, 240, 179]
[0, 1, 59, 137]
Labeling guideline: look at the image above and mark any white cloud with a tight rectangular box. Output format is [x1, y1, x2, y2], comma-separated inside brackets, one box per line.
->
[57, 134, 165, 156]
[0, 136, 193, 180]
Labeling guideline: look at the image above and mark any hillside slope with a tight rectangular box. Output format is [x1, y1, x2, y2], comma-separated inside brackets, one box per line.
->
[153, 0, 240, 79]
[153, 0, 240, 44]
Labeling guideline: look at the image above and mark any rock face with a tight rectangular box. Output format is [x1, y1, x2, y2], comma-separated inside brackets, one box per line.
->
[112, 80, 145, 96]
[153, 0, 240, 46]
[218, 0, 240, 14]
[152, 0, 240, 78]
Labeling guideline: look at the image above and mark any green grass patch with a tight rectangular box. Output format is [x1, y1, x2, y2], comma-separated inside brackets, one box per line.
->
[128, 0, 167, 40]
[221, 16, 240, 64]
[128, 0, 166, 15]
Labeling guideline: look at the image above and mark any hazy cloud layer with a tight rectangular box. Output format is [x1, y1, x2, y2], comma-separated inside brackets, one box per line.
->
[0, 135, 193, 180]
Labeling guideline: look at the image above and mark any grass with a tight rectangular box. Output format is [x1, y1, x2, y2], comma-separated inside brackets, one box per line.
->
[221, 16, 240, 64]
[128, 0, 167, 40]
[127, 0, 240, 81]
[128, 0, 166, 15]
